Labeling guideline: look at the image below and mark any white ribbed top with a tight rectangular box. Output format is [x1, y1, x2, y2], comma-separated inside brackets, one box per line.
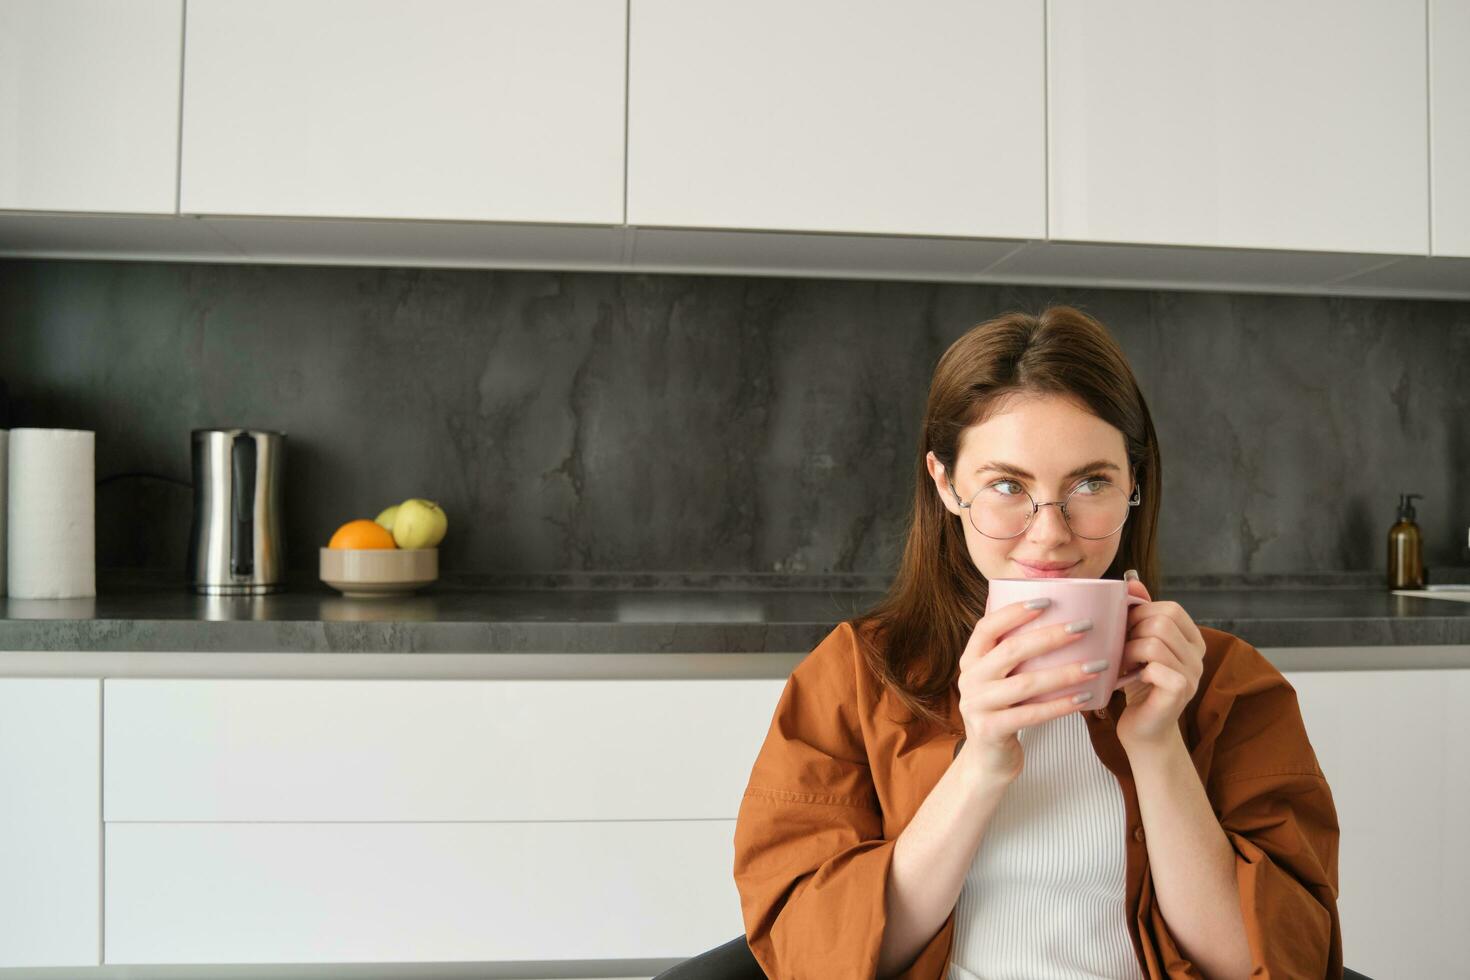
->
[948, 711, 1143, 980]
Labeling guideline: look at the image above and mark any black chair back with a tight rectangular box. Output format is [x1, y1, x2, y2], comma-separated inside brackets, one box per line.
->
[651, 934, 764, 979]
[654, 932, 1375, 980]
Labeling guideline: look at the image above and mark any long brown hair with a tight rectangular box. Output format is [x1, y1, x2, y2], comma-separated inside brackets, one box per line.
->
[852, 306, 1162, 731]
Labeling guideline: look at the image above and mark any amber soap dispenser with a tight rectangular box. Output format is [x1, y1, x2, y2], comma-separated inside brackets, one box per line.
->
[1388, 493, 1425, 590]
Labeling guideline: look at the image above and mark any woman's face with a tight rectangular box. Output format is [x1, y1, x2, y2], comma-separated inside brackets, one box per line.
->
[925, 393, 1135, 581]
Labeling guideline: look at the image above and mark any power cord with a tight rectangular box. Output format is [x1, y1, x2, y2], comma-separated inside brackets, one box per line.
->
[96, 471, 193, 490]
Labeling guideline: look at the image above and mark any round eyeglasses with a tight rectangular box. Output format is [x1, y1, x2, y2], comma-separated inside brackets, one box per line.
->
[946, 474, 1141, 540]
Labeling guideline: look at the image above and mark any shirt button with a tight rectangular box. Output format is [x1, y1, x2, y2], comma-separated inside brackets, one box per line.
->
[1133, 826, 1146, 843]
[1092, 708, 1109, 720]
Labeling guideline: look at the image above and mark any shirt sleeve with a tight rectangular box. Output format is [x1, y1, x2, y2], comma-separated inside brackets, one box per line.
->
[1144, 633, 1343, 979]
[732, 621, 946, 979]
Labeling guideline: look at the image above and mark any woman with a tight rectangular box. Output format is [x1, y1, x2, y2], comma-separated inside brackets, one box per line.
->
[732, 307, 1340, 979]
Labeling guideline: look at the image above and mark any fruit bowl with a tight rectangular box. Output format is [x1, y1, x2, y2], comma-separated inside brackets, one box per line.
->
[319, 547, 438, 598]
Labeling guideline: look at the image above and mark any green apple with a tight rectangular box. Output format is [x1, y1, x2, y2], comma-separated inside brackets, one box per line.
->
[392, 498, 447, 549]
[374, 504, 400, 532]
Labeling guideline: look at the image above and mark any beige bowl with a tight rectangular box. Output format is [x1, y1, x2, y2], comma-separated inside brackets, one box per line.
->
[319, 547, 438, 598]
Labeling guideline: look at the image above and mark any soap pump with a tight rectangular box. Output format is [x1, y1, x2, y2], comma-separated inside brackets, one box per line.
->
[1388, 493, 1425, 590]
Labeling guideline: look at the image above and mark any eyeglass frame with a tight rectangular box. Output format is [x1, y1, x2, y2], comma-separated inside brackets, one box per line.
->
[945, 473, 1142, 540]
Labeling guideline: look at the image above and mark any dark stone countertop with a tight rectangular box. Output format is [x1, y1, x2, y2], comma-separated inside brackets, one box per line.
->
[2, 568, 1470, 655]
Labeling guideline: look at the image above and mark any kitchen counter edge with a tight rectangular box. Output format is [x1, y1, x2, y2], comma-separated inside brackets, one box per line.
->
[2, 641, 1469, 680]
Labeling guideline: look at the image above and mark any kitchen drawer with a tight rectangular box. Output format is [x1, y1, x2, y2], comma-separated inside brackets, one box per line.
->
[105, 819, 739, 964]
[104, 678, 786, 821]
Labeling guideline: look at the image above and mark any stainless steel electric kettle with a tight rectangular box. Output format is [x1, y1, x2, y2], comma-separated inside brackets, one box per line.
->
[187, 428, 286, 594]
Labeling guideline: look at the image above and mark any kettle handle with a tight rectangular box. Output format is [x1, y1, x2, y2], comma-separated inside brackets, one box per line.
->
[231, 434, 256, 577]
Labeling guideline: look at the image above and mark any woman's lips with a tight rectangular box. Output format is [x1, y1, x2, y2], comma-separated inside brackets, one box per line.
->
[1014, 559, 1081, 578]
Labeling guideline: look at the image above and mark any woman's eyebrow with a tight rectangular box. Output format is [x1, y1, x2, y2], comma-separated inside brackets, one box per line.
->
[974, 460, 1121, 479]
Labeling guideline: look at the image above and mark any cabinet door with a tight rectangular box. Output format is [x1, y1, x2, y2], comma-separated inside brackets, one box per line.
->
[0, 0, 182, 214]
[180, 0, 625, 224]
[1431, 0, 1470, 256]
[0, 679, 101, 968]
[627, 0, 1045, 238]
[1048, 1, 1428, 254]
[1285, 669, 1469, 979]
[106, 820, 739, 964]
[105, 678, 787, 821]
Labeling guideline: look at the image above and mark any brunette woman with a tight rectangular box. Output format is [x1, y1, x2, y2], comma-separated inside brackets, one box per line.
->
[733, 306, 1339, 979]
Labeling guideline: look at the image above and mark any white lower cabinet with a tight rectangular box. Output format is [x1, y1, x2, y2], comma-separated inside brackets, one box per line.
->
[101, 676, 788, 967]
[0, 678, 100, 968]
[105, 819, 737, 964]
[1284, 669, 1470, 980]
[12, 664, 1469, 973]
[104, 678, 786, 821]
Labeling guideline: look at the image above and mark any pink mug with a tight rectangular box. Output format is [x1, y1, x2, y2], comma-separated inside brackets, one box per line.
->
[983, 577, 1147, 706]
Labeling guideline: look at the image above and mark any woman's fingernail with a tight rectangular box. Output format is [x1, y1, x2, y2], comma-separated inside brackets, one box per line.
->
[1124, 569, 1140, 583]
[1072, 690, 1094, 704]
[1024, 597, 1052, 609]
[1081, 659, 1110, 674]
[1064, 618, 1094, 633]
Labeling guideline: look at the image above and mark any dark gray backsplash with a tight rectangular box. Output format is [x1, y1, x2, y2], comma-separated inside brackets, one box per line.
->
[2, 258, 1466, 577]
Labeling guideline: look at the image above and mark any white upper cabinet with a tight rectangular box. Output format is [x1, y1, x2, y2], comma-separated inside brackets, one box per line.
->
[627, 0, 1045, 239]
[179, 0, 626, 224]
[1431, 0, 1470, 257]
[0, 0, 182, 214]
[1048, 1, 1429, 255]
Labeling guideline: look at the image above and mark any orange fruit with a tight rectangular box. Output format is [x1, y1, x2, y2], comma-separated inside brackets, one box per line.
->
[328, 519, 397, 549]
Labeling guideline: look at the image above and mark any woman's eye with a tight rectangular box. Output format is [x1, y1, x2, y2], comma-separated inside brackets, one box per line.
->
[987, 476, 1111, 497]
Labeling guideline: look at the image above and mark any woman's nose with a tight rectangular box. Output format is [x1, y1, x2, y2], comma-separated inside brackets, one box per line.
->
[1027, 502, 1073, 541]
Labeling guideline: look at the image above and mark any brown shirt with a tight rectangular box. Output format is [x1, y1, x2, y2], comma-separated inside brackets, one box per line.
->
[733, 620, 1342, 979]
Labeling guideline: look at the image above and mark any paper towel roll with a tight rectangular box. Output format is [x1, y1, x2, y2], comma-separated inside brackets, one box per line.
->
[7, 428, 95, 599]
[0, 428, 7, 597]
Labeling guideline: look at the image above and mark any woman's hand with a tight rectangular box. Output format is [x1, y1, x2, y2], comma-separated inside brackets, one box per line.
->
[1114, 570, 1207, 751]
[956, 599, 1107, 785]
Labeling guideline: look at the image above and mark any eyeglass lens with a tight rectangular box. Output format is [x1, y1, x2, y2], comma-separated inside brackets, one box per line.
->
[968, 481, 1132, 539]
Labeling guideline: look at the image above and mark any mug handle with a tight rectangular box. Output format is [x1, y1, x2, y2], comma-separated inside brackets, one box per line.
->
[1111, 594, 1149, 691]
